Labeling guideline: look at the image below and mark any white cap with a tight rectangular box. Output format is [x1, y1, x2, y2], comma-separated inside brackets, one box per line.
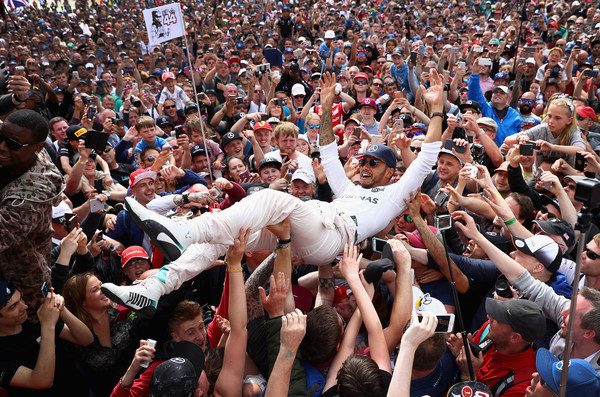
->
[297, 36, 306, 43]
[525, 57, 536, 64]
[493, 85, 509, 94]
[324, 30, 335, 39]
[412, 286, 447, 315]
[291, 169, 315, 184]
[52, 201, 73, 219]
[85, 62, 95, 69]
[291, 83, 306, 97]
[238, 68, 247, 77]
[297, 134, 309, 143]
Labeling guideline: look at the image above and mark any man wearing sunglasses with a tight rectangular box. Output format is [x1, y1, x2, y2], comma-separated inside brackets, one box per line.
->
[518, 92, 542, 132]
[0, 109, 63, 316]
[101, 71, 444, 318]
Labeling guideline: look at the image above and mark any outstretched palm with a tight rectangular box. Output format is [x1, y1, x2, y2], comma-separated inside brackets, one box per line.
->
[320, 72, 337, 108]
[423, 69, 444, 108]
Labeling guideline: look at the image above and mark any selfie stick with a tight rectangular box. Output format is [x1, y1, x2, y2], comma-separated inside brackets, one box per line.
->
[439, 217, 475, 380]
[181, 8, 213, 180]
[559, 206, 592, 397]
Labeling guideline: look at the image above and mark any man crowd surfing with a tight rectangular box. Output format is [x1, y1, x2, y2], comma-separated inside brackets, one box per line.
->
[1, 0, 600, 396]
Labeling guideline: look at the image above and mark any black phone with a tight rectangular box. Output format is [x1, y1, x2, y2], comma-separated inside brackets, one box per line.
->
[311, 151, 321, 162]
[353, 127, 362, 138]
[453, 143, 466, 154]
[260, 113, 269, 121]
[520, 143, 534, 156]
[174, 125, 185, 137]
[410, 51, 417, 64]
[87, 106, 97, 120]
[84, 130, 110, 152]
[443, 139, 455, 151]
[41, 282, 50, 297]
[238, 169, 251, 180]
[236, 97, 244, 104]
[575, 152, 587, 172]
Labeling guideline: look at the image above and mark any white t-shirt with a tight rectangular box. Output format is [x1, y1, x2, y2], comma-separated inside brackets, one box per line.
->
[320, 140, 440, 242]
[158, 86, 190, 110]
[264, 150, 315, 179]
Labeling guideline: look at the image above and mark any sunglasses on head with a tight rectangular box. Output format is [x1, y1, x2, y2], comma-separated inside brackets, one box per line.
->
[0, 133, 35, 151]
[358, 157, 382, 167]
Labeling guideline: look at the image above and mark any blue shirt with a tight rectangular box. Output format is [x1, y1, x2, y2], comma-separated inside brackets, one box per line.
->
[134, 136, 168, 153]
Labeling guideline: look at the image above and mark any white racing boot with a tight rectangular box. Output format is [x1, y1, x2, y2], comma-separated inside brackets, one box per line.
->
[101, 274, 166, 318]
[125, 197, 196, 262]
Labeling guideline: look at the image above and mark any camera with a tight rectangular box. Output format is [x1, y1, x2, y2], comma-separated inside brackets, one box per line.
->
[471, 143, 484, 159]
[550, 65, 562, 79]
[275, 98, 287, 106]
[434, 190, 449, 208]
[131, 96, 142, 107]
[570, 175, 600, 208]
[434, 214, 452, 230]
[495, 275, 513, 298]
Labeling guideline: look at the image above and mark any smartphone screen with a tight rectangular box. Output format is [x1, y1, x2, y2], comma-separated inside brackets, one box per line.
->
[371, 237, 387, 253]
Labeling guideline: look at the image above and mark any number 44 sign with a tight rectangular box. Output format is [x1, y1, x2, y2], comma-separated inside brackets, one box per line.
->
[143, 3, 185, 46]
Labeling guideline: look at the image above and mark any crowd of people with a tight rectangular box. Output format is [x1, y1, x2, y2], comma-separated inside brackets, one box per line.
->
[4, 0, 600, 396]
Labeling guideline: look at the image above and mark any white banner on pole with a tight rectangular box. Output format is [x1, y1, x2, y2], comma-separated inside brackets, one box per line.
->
[143, 3, 185, 46]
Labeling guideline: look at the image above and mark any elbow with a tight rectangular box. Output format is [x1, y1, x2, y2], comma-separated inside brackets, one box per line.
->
[31, 377, 54, 389]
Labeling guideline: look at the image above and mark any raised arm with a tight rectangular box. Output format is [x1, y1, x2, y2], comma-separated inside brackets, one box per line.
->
[318, 72, 338, 147]
[214, 229, 249, 397]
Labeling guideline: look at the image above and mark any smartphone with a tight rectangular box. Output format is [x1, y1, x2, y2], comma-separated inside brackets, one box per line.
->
[64, 213, 77, 233]
[310, 151, 321, 162]
[575, 152, 587, 172]
[469, 338, 493, 356]
[453, 143, 466, 154]
[238, 169, 251, 180]
[434, 190, 449, 207]
[174, 125, 185, 137]
[434, 214, 452, 230]
[260, 113, 269, 121]
[394, 117, 404, 129]
[372, 237, 387, 253]
[227, 94, 237, 103]
[416, 313, 455, 333]
[524, 46, 536, 55]
[72, 71, 79, 79]
[472, 45, 483, 53]
[209, 186, 223, 198]
[90, 198, 104, 213]
[443, 139, 455, 151]
[87, 106, 97, 120]
[41, 281, 50, 297]
[469, 165, 478, 179]
[353, 127, 362, 138]
[84, 130, 110, 151]
[410, 51, 418, 64]
[520, 143, 534, 156]
[478, 58, 492, 67]
[275, 98, 287, 106]
[236, 97, 245, 104]
[457, 61, 466, 69]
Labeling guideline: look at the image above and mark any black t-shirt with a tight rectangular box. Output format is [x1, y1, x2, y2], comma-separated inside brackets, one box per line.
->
[278, 17, 294, 38]
[0, 321, 64, 397]
[109, 163, 136, 188]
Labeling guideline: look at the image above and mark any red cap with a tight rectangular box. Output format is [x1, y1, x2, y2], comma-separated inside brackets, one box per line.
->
[121, 245, 149, 268]
[228, 56, 240, 65]
[161, 71, 176, 82]
[253, 121, 272, 132]
[353, 72, 369, 82]
[359, 97, 377, 109]
[333, 285, 352, 306]
[129, 168, 157, 188]
[577, 106, 596, 120]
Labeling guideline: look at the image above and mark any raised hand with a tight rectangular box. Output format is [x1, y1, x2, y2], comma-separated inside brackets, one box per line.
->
[280, 309, 307, 353]
[339, 244, 362, 279]
[402, 312, 438, 348]
[320, 72, 337, 109]
[259, 272, 290, 318]
[422, 69, 445, 108]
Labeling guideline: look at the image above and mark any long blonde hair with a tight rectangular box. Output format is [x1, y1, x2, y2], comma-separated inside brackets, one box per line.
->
[543, 96, 579, 146]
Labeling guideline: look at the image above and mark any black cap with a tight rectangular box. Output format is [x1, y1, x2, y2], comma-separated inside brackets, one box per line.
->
[534, 218, 576, 251]
[184, 103, 198, 114]
[67, 125, 87, 141]
[482, 231, 513, 255]
[485, 298, 546, 342]
[360, 144, 397, 168]
[150, 358, 197, 397]
[156, 116, 173, 128]
[221, 131, 242, 148]
[191, 144, 207, 157]
[458, 100, 481, 113]
[258, 157, 282, 171]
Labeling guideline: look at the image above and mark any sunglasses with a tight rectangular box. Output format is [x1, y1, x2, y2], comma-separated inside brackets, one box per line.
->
[358, 157, 382, 167]
[576, 115, 586, 121]
[586, 249, 600, 260]
[565, 183, 577, 190]
[164, 105, 177, 110]
[0, 133, 35, 151]
[146, 156, 157, 162]
[294, 94, 305, 98]
[170, 145, 180, 149]
[520, 98, 535, 105]
[308, 124, 320, 129]
[372, 82, 383, 87]
[377, 61, 386, 64]
[355, 80, 368, 85]
[103, 146, 113, 153]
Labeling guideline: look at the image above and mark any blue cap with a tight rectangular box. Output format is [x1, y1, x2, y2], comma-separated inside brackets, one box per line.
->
[0, 278, 15, 309]
[494, 72, 509, 80]
[361, 144, 397, 168]
[536, 348, 600, 396]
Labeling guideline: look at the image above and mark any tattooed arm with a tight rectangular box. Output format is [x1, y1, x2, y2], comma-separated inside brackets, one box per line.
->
[315, 264, 335, 308]
[318, 73, 337, 147]
[245, 254, 276, 321]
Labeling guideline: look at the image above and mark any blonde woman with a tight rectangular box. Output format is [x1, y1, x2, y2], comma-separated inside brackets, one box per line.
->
[504, 96, 585, 165]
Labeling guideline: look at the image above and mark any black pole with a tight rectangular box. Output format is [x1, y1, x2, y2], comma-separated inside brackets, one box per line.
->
[441, 228, 475, 380]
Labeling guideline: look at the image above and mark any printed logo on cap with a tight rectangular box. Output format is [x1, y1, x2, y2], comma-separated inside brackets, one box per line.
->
[515, 239, 525, 248]
[225, 132, 235, 139]
[368, 145, 379, 152]
[171, 357, 186, 364]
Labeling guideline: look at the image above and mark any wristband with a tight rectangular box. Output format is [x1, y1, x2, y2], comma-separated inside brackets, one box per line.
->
[11, 94, 25, 105]
[430, 112, 444, 119]
[504, 217, 517, 226]
[276, 238, 292, 250]
[119, 377, 132, 390]
[227, 266, 243, 273]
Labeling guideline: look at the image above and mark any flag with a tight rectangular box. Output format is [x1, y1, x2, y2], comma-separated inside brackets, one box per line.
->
[5, 0, 29, 8]
[143, 3, 185, 46]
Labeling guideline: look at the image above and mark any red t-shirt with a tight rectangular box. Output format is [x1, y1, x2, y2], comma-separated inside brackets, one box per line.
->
[473, 320, 537, 396]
